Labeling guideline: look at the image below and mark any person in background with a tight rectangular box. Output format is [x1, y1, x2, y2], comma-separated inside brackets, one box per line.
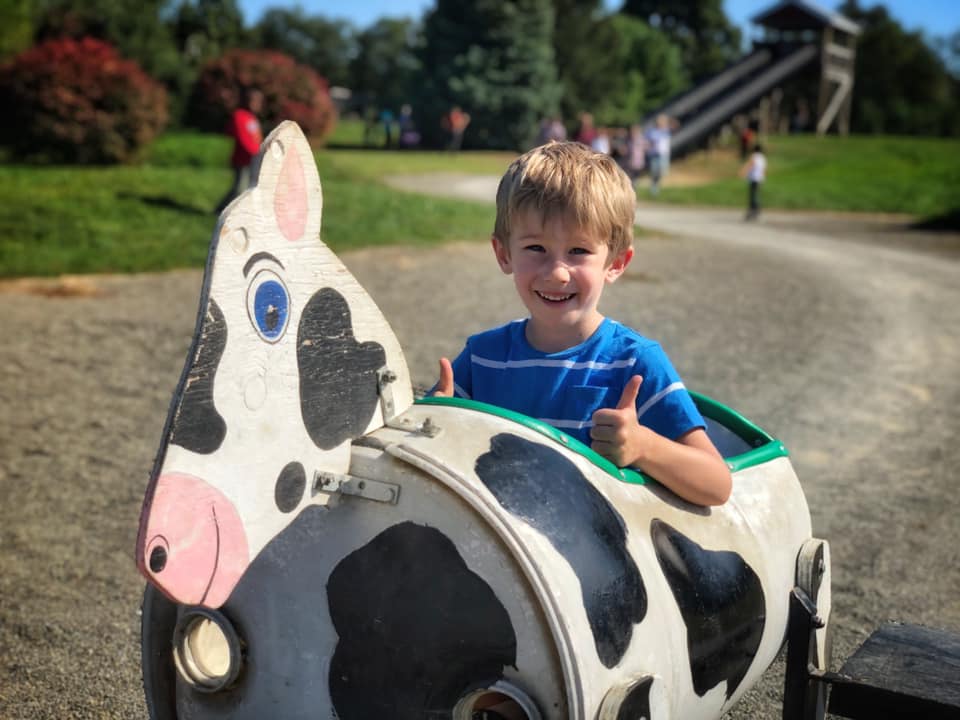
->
[443, 105, 471, 151]
[215, 88, 264, 214]
[740, 143, 767, 220]
[644, 114, 673, 197]
[574, 112, 598, 147]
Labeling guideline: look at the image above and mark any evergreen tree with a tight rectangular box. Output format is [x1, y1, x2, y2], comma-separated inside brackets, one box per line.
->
[416, 0, 562, 150]
[620, 0, 741, 81]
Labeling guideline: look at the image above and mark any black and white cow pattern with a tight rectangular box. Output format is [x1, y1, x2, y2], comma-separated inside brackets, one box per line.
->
[474, 432, 766, 702]
[475, 433, 647, 669]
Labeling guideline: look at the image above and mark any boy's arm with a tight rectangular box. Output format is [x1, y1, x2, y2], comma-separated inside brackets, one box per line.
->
[591, 377, 732, 506]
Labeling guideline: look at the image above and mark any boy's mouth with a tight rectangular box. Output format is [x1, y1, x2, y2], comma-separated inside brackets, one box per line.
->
[536, 291, 576, 303]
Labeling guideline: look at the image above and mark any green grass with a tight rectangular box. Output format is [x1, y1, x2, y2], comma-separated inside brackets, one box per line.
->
[1, 131, 958, 278]
[0, 130, 508, 278]
[658, 134, 960, 218]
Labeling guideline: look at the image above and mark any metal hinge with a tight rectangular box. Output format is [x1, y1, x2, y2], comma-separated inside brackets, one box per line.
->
[312, 470, 400, 505]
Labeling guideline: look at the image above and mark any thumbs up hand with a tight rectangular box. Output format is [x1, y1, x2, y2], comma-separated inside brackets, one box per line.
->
[590, 376, 648, 467]
[432, 357, 454, 397]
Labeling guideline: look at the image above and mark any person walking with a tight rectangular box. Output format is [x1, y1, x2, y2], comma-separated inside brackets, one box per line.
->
[740, 143, 767, 220]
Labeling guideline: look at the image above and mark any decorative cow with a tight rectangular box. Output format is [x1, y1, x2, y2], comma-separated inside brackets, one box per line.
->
[137, 122, 827, 720]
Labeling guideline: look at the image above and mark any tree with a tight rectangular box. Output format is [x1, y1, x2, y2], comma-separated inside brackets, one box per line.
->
[551, 0, 621, 125]
[34, 0, 181, 84]
[592, 13, 687, 126]
[252, 8, 355, 87]
[349, 18, 422, 112]
[620, 0, 741, 82]
[417, 0, 562, 150]
[170, 0, 247, 66]
[839, 1, 959, 136]
[0, 0, 34, 63]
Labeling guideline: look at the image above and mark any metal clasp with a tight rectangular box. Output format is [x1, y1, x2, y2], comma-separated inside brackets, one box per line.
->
[312, 470, 400, 505]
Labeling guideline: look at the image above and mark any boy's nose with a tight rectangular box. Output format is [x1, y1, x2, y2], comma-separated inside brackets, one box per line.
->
[544, 259, 571, 283]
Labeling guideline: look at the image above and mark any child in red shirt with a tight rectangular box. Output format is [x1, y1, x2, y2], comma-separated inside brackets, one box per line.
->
[215, 88, 264, 214]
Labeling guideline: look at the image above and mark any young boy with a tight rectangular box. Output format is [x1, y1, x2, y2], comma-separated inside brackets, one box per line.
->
[434, 141, 731, 506]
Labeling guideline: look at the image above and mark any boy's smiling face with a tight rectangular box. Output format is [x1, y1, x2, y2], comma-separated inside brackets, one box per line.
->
[494, 207, 633, 353]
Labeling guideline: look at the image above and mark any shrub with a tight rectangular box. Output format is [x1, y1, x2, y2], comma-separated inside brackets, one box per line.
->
[186, 49, 337, 142]
[0, 37, 168, 163]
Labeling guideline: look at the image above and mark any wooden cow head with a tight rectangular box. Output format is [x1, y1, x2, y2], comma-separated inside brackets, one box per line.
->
[135, 122, 412, 608]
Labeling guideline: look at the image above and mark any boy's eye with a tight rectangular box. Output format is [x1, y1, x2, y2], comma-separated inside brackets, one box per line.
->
[569, 247, 592, 255]
[523, 244, 545, 252]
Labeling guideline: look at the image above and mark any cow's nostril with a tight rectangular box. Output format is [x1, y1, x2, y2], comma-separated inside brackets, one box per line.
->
[150, 545, 168, 573]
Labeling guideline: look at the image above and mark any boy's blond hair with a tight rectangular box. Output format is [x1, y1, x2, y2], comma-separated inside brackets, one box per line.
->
[494, 141, 636, 258]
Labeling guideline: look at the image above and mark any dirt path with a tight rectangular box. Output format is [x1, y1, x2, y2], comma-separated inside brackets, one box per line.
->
[1, 180, 958, 718]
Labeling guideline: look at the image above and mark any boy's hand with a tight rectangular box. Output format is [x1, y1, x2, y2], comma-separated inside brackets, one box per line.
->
[590, 375, 646, 467]
[432, 357, 454, 397]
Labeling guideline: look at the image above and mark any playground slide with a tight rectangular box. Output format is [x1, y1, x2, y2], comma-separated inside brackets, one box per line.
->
[646, 44, 819, 158]
[650, 48, 773, 124]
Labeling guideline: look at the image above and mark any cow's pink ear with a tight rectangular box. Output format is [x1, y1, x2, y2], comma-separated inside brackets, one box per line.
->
[252, 121, 322, 244]
[275, 144, 307, 242]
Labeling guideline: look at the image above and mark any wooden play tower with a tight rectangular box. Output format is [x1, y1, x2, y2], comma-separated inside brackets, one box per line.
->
[750, 0, 860, 135]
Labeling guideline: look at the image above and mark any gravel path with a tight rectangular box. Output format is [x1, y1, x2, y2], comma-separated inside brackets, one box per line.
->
[1, 176, 958, 718]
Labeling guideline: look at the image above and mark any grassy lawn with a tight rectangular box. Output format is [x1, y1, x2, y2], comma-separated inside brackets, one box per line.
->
[1, 129, 957, 278]
[0, 130, 509, 278]
[658, 134, 960, 218]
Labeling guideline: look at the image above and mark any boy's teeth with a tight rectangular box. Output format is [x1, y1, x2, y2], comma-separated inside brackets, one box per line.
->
[538, 291, 574, 301]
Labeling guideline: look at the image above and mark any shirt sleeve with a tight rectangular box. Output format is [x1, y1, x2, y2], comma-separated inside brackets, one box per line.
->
[633, 343, 704, 440]
[450, 344, 473, 399]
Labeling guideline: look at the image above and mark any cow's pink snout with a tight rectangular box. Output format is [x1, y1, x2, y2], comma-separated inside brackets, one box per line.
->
[138, 472, 249, 608]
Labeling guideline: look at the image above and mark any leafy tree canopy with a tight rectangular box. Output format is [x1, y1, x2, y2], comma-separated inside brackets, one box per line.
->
[620, 0, 742, 81]
[252, 8, 355, 87]
[839, 0, 959, 136]
[593, 13, 688, 126]
[350, 18, 422, 111]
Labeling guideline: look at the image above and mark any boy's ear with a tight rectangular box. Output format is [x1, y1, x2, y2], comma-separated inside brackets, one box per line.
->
[491, 236, 513, 274]
[605, 246, 634, 283]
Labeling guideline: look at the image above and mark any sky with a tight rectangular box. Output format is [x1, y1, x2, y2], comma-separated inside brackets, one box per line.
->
[236, 0, 959, 39]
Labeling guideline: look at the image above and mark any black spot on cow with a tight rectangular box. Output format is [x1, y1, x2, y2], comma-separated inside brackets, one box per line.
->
[474, 433, 646, 668]
[617, 676, 653, 720]
[274, 461, 305, 513]
[169, 298, 227, 454]
[651, 519, 765, 699]
[327, 522, 517, 719]
[297, 287, 386, 450]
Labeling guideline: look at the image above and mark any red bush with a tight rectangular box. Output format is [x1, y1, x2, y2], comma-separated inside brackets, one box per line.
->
[187, 49, 337, 142]
[0, 37, 168, 164]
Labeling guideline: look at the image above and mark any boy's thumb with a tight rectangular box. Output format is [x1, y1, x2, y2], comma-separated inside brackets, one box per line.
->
[435, 357, 454, 397]
[616, 375, 643, 410]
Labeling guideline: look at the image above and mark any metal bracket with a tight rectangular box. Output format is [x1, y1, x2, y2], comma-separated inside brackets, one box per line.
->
[386, 414, 442, 438]
[312, 470, 400, 505]
[377, 366, 398, 421]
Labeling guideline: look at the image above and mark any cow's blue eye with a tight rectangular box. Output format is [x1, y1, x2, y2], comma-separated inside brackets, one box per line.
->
[246, 270, 290, 343]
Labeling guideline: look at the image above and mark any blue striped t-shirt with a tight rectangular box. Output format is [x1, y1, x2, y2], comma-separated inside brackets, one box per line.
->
[449, 318, 704, 447]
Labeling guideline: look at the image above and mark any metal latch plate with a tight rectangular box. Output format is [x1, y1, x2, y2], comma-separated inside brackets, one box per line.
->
[312, 470, 400, 505]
